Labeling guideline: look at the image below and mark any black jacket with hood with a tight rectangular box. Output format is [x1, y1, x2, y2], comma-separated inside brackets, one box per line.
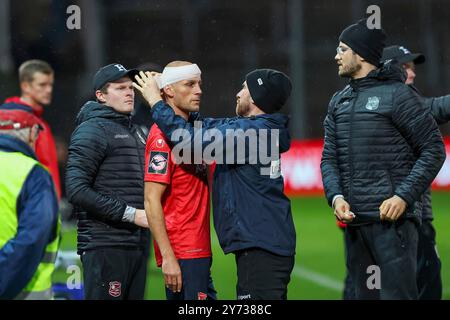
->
[66, 101, 149, 253]
[321, 64, 446, 225]
[416, 89, 450, 221]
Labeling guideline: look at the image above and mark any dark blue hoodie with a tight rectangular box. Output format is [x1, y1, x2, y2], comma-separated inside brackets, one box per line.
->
[150, 101, 296, 256]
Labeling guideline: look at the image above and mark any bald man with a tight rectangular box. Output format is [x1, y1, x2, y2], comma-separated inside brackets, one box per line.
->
[143, 61, 216, 300]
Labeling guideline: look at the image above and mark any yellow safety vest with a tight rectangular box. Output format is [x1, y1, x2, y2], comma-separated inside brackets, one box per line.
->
[0, 151, 60, 300]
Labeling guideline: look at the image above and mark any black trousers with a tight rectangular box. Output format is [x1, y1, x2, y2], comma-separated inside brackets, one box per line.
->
[234, 248, 294, 300]
[417, 220, 442, 300]
[341, 226, 355, 300]
[344, 220, 418, 300]
[81, 247, 148, 300]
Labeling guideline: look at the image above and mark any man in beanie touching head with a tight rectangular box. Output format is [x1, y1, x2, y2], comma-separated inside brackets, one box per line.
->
[241, 69, 292, 115]
[134, 68, 296, 300]
[321, 19, 446, 299]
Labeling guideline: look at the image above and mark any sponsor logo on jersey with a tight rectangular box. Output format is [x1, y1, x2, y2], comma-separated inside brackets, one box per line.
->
[148, 151, 168, 174]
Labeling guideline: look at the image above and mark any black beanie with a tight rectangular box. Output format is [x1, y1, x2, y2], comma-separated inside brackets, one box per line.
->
[339, 18, 386, 67]
[245, 69, 292, 114]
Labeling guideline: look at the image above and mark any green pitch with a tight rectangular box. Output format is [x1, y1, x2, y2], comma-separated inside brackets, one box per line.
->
[58, 191, 450, 300]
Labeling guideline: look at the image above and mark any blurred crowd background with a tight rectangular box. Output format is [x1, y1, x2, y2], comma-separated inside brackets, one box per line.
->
[1, 0, 450, 300]
[0, 0, 450, 199]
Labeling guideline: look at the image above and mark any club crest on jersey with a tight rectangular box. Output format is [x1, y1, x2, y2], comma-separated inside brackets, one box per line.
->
[148, 151, 168, 174]
[156, 138, 165, 148]
[365, 96, 380, 110]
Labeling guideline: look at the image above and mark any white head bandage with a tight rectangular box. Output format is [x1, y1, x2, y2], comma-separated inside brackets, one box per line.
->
[156, 64, 202, 89]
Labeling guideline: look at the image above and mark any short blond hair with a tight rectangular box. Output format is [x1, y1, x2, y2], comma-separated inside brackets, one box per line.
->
[19, 59, 54, 83]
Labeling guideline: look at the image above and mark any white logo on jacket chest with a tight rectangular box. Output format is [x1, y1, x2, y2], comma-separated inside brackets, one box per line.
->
[365, 96, 380, 110]
[270, 159, 281, 179]
[114, 134, 129, 139]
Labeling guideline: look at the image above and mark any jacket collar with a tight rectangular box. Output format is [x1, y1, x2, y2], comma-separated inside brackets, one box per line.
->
[348, 62, 406, 91]
[76, 101, 131, 127]
[4, 96, 44, 118]
[0, 134, 37, 159]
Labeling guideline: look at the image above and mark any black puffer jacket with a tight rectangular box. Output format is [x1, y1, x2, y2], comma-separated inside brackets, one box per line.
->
[419, 90, 450, 221]
[66, 101, 149, 253]
[424, 93, 450, 125]
[321, 64, 446, 225]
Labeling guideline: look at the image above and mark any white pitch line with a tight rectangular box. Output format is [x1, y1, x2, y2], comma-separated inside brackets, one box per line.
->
[211, 236, 344, 292]
[293, 265, 343, 292]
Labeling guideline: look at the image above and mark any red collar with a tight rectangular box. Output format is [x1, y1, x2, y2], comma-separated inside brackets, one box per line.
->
[4, 96, 44, 117]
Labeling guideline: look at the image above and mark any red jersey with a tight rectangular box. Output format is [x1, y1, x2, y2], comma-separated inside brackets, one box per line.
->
[144, 124, 211, 267]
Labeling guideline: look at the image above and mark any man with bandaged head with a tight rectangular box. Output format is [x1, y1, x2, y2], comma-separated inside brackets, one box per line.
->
[135, 64, 296, 300]
[143, 61, 216, 300]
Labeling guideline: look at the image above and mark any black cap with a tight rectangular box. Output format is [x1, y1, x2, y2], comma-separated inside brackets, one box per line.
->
[245, 69, 292, 114]
[339, 18, 386, 67]
[93, 63, 139, 91]
[381, 45, 425, 65]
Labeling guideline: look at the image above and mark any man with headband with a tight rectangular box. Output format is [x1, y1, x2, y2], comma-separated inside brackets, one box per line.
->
[143, 61, 216, 300]
[135, 67, 296, 300]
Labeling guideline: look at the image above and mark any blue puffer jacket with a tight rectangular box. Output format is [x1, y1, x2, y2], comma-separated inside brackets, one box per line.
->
[150, 101, 296, 257]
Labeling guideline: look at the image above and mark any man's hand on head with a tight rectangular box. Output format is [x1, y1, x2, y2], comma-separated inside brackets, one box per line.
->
[133, 71, 163, 107]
